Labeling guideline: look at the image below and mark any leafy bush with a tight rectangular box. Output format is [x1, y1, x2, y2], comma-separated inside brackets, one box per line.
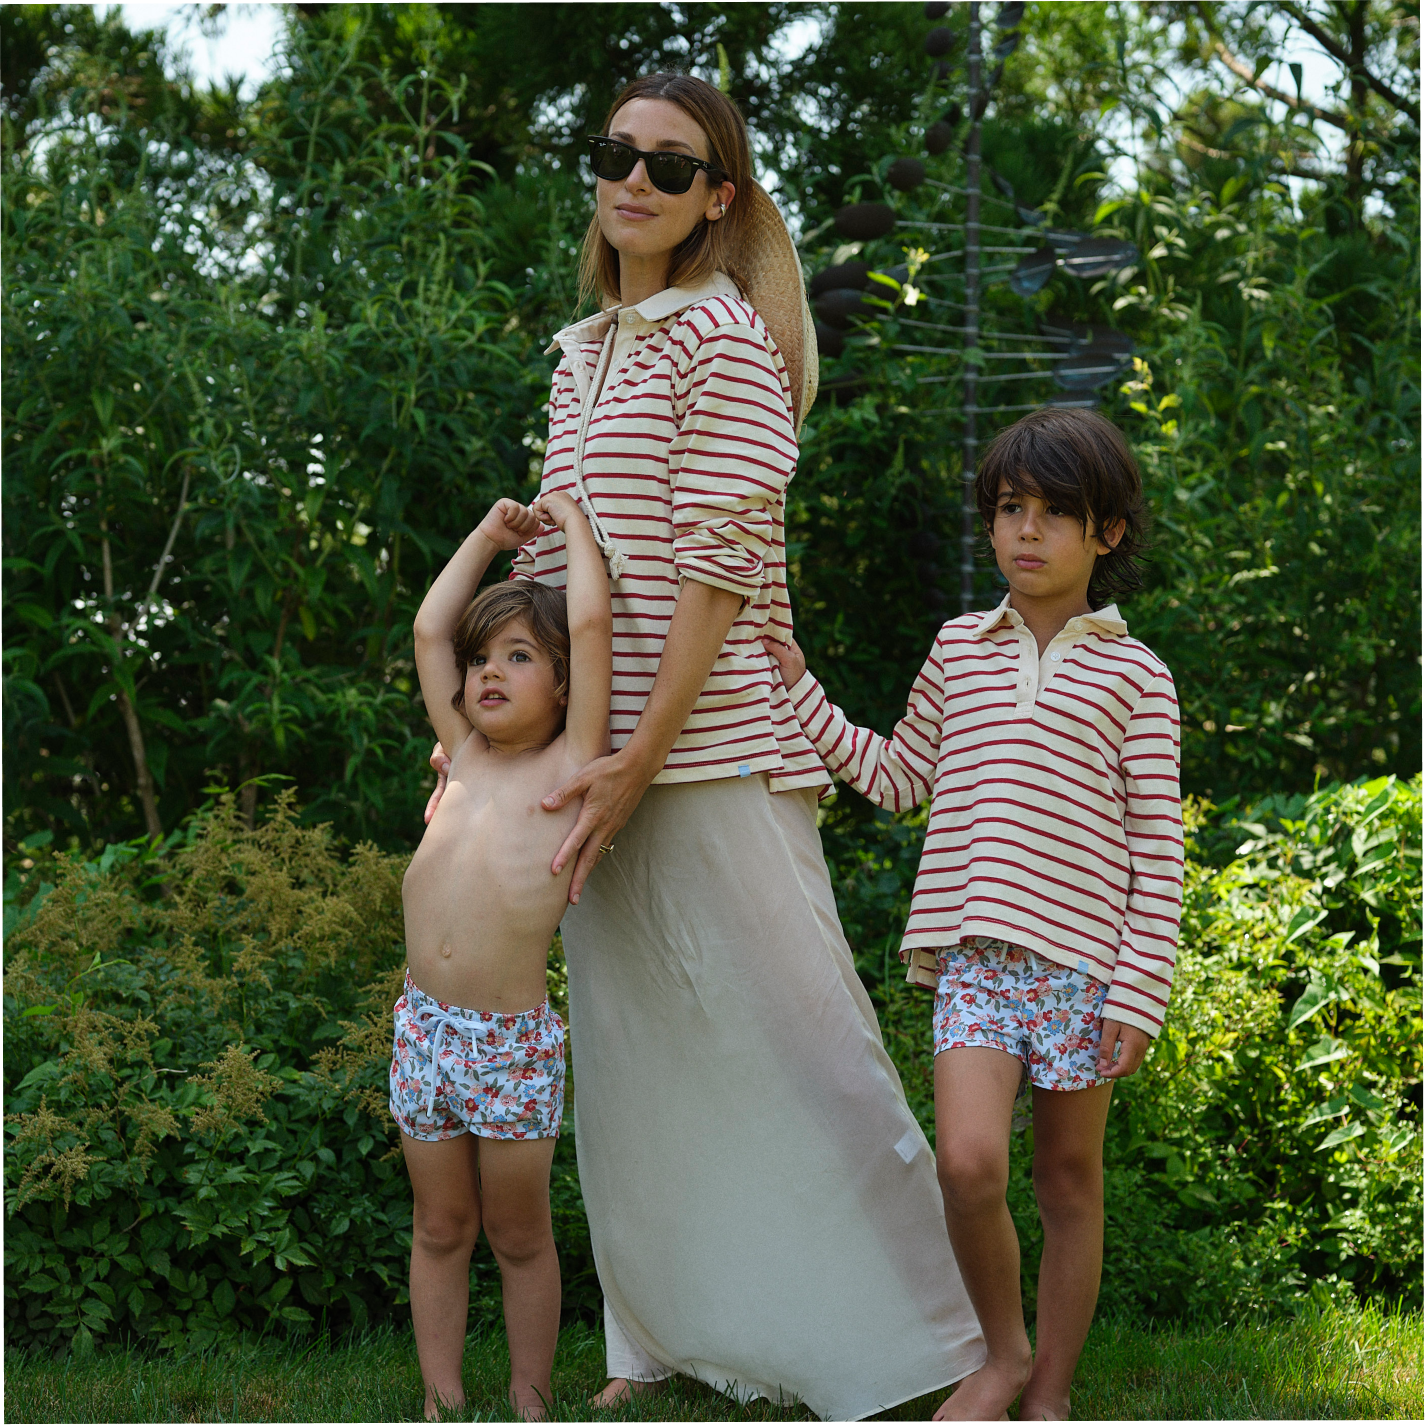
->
[819, 774, 1422, 1322]
[2, 792, 595, 1355]
[6, 778, 1418, 1356]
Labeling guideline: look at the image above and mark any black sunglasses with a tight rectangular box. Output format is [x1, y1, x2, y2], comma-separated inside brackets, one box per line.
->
[586, 136, 726, 196]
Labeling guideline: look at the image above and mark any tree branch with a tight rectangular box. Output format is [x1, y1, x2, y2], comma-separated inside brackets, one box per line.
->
[1209, 36, 1353, 131]
[1279, 1, 1419, 125]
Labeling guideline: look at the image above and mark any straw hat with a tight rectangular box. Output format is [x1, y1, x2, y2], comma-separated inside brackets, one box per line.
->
[733, 180, 819, 435]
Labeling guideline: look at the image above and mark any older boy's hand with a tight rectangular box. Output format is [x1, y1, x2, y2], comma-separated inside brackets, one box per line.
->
[532, 491, 583, 531]
[475, 498, 541, 551]
[760, 634, 807, 688]
[1097, 1019, 1150, 1078]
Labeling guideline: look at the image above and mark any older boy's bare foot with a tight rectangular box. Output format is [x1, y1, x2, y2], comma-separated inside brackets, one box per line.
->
[591, 1376, 667, 1409]
[1015, 1390, 1070, 1420]
[932, 1354, 1032, 1421]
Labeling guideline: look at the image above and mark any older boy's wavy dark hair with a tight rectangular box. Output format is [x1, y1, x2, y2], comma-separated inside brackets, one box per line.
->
[975, 407, 1149, 608]
[451, 582, 570, 714]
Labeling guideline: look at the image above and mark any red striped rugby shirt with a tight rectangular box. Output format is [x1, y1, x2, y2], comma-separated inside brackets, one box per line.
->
[787, 598, 1184, 1038]
[512, 273, 830, 792]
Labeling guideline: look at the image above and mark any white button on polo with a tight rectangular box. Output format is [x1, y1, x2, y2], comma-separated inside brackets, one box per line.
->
[1051, 651, 1062, 661]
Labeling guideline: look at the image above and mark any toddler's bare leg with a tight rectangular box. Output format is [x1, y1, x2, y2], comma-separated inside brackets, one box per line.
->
[478, 1137, 561, 1420]
[402, 1131, 483, 1419]
[1016, 1083, 1113, 1421]
[932, 1047, 1033, 1422]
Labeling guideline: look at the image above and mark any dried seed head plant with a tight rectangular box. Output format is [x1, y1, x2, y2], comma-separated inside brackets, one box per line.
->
[4, 790, 416, 1352]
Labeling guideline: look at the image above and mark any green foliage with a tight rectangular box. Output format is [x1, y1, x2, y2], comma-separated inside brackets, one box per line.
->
[4, 1304, 1421, 1421]
[0, 793, 594, 1354]
[3, 21, 560, 849]
[6, 779, 1418, 1354]
[818, 775, 1422, 1322]
[4, 5, 1418, 856]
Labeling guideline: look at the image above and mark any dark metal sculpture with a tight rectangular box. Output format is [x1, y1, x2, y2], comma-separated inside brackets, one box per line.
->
[815, 2, 1141, 614]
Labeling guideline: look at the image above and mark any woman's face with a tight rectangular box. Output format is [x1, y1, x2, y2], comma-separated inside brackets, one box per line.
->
[595, 97, 734, 265]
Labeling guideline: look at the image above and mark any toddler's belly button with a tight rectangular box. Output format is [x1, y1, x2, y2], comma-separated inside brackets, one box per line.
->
[440, 942, 453, 959]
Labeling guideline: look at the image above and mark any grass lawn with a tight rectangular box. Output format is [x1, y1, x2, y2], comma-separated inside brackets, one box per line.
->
[5, 1302, 1419, 1422]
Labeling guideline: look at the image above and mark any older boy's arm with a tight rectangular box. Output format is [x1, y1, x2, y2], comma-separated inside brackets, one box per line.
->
[535, 493, 612, 759]
[1103, 668, 1185, 1047]
[414, 499, 541, 756]
[762, 634, 942, 813]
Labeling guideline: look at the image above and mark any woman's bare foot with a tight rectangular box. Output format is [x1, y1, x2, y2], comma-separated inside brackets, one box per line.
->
[931, 1350, 1033, 1421]
[590, 1376, 668, 1409]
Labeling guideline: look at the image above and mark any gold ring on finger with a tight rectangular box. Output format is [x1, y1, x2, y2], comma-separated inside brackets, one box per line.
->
[598, 843, 616, 855]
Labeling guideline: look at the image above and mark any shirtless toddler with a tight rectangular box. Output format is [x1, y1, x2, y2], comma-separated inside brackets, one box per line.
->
[392, 491, 611, 1420]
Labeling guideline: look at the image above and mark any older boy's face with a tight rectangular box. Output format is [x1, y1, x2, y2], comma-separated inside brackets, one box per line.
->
[465, 618, 566, 750]
[989, 480, 1122, 606]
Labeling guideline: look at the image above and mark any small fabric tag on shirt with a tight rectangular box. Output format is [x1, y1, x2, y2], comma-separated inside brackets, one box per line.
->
[893, 1127, 922, 1163]
[738, 764, 751, 777]
[1077, 960, 1090, 975]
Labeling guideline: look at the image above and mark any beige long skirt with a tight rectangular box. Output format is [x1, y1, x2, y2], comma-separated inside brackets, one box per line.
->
[561, 774, 984, 1422]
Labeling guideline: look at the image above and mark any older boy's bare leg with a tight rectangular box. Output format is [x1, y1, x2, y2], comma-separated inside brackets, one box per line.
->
[478, 1137, 561, 1420]
[402, 1132, 483, 1420]
[932, 1047, 1033, 1422]
[1017, 1083, 1114, 1421]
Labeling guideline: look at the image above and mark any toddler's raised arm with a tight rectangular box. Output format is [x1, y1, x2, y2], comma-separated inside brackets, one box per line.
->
[413, 499, 541, 756]
[534, 492, 612, 761]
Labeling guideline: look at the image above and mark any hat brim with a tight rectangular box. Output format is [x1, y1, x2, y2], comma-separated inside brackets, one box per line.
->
[734, 181, 819, 436]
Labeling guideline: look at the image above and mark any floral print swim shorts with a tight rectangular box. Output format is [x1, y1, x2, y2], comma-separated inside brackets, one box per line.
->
[390, 971, 565, 1141]
[933, 937, 1110, 1092]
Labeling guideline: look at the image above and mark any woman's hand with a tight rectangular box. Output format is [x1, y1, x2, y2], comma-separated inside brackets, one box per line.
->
[475, 498, 542, 551]
[760, 634, 807, 688]
[423, 742, 451, 825]
[1096, 1019, 1150, 1079]
[541, 749, 658, 904]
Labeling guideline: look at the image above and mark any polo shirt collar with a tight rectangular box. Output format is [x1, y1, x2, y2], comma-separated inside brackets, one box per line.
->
[973, 594, 1128, 638]
[545, 271, 741, 354]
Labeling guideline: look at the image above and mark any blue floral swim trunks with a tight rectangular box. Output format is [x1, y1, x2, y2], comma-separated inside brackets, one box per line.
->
[389, 971, 565, 1141]
[933, 936, 1110, 1092]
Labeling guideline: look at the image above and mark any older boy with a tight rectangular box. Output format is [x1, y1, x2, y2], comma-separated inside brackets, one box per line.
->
[764, 408, 1183, 1421]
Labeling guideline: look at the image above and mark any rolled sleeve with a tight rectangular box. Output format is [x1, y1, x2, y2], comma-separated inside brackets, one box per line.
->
[668, 323, 798, 600]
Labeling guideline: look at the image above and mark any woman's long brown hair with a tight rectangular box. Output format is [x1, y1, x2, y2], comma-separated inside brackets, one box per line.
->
[577, 73, 752, 310]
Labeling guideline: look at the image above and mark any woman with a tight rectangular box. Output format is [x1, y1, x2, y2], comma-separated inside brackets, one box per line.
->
[432, 73, 983, 1421]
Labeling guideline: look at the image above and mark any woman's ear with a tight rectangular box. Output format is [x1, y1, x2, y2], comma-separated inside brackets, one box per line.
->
[704, 179, 736, 224]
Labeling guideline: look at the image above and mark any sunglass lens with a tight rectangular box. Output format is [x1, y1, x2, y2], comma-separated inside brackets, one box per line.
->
[588, 140, 635, 181]
[646, 152, 696, 194]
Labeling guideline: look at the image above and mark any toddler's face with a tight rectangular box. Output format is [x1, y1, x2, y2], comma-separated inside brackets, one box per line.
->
[989, 479, 1120, 604]
[466, 618, 566, 747]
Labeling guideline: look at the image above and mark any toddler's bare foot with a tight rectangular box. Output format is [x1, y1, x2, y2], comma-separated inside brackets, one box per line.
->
[591, 1376, 668, 1409]
[424, 1390, 466, 1422]
[509, 1384, 552, 1420]
[932, 1351, 1032, 1421]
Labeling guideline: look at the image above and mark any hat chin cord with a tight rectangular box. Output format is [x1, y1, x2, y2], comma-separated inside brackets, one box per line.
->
[572, 315, 630, 582]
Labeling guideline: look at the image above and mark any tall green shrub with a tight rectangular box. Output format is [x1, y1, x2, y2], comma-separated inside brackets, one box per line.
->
[820, 775, 1422, 1321]
[5, 779, 1418, 1353]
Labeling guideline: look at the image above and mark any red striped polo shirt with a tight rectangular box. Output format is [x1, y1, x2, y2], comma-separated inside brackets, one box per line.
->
[786, 598, 1184, 1038]
[512, 273, 830, 793]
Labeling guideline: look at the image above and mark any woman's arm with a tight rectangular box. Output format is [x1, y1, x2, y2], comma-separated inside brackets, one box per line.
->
[541, 578, 743, 902]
